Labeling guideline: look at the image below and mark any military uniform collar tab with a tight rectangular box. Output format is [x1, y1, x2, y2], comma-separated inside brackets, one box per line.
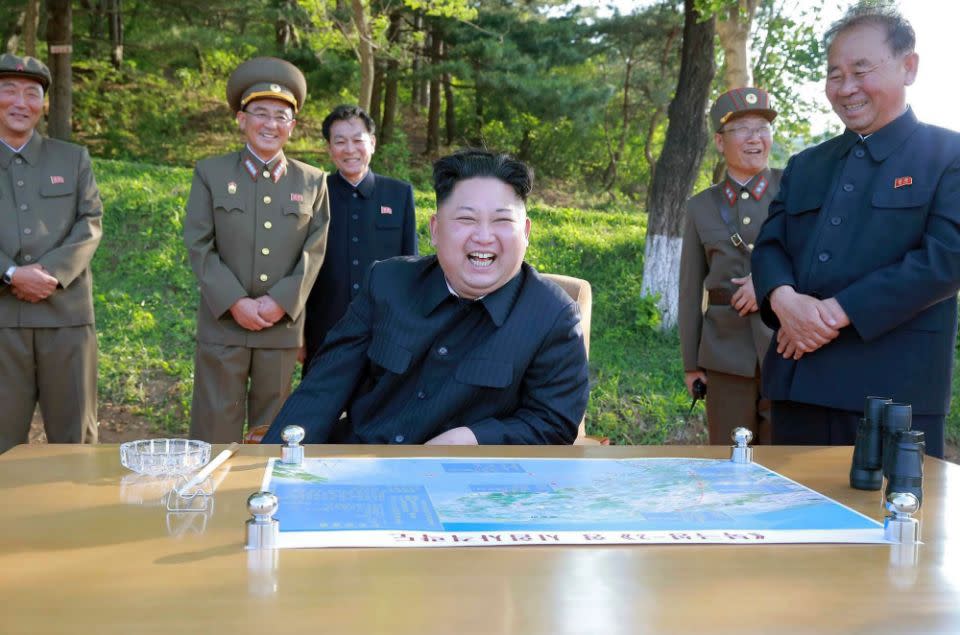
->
[242, 148, 287, 182]
[861, 107, 919, 162]
[722, 169, 769, 205]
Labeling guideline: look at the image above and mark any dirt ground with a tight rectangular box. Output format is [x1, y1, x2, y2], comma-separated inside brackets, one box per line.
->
[27, 404, 959, 464]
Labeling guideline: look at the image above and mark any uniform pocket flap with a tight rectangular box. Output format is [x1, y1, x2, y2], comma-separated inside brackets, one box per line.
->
[367, 335, 412, 374]
[872, 187, 933, 209]
[39, 180, 76, 197]
[455, 359, 514, 388]
[283, 202, 314, 217]
[375, 212, 402, 229]
[213, 196, 243, 213]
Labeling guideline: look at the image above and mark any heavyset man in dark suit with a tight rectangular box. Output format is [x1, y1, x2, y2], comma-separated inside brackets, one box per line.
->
[751, 5, 960, 458]
[263, 149, 589, 445]
[184, 57, 330, 442]
[301, 105, 418, 373]
[679, 87, 780, 445]
[0, 54, 104, 453]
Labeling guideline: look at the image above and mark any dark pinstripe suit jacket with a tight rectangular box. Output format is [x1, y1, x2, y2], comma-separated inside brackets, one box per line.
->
[262, 256, 589, 445]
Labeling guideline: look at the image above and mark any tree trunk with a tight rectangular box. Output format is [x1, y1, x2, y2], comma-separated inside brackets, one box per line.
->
[379, 11, 401, 143]
[641, 0, 715, 328]
[444, 73, 455, 146]
[411, 13, 423, 108]
[370, 59, 383, 129]
[351, 0, 374, 112]
[275, 0, 300, 51]
[712, 1, 757, 183]
[107, 0, 122, 69]
[424, 30, 442, 155]
[601, 55, 635, 191]
[46, 0, 72, 141]
[5, 8, 24, 54]
[23, 0, 40, 56]
[716, 0, 757, 89]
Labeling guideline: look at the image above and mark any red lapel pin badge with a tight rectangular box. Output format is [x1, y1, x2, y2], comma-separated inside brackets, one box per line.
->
[894, 176, 913, 189]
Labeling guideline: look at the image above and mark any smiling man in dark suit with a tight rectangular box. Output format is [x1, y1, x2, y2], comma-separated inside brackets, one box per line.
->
[301, 105, 418, 374]
[751, 5, 960, 458]
[263, 149, 589, 445]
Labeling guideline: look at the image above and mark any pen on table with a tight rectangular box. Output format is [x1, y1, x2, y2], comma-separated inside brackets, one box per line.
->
[177, 442, 240, 496]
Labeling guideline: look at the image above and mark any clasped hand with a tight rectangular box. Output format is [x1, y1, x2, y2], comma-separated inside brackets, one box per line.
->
[770, 286, 849, 360]
[229, 295, 286, 331]
[9, 264, 58, 303]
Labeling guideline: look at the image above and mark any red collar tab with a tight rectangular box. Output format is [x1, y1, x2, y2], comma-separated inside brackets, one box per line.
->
[723, 181, 737, 206]
[243, 158, 258, 181]
[243, 154, 287, 183]
[751, 174, 769, 200]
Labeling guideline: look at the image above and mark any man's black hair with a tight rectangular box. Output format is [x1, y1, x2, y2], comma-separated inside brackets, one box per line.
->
[824, 1, 915, 56]
[432, 149, 533, 206]
[321, 104, 376, 141]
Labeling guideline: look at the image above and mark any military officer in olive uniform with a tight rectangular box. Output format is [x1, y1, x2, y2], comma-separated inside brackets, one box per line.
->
[0, 54, 103, 453]
[184, 57, 330, 442]
[678, 87, 781, 445]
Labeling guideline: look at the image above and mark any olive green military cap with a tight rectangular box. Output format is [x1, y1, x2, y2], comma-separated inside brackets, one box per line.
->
[710, 87, 776, 132]
[226, 57, 307, 113]
[0, 53, 51, 90]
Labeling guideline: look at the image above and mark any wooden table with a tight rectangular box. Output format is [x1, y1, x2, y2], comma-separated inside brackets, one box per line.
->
[2, 444, 958, 635]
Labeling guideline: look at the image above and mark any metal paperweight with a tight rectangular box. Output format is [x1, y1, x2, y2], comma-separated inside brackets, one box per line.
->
[246, 491, 279, 549]
[884, 492, 920, 544]
[730, 427, 753, 464]
[281, 425, 305, 465]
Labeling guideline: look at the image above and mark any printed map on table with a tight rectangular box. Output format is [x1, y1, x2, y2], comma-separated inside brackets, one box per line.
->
[261, 457, 886, 548]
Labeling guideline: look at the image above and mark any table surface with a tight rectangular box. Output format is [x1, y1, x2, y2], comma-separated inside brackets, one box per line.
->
[3, 443, 958, 635]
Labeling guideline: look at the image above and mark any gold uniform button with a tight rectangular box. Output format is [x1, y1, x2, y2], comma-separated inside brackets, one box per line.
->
[262, 171, 271, 179]
[263, 196, 272, 205]
[740, 191, 750, 200]
[259, 274, 269, 282]
[261, 247, 270, 256]
[742, 217, 752, 225]
[264, 221, 273, 229]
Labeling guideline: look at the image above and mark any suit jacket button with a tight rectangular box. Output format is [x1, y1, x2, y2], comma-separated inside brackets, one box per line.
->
[394, 434, 405, 443]
[842, 183, 854, 192]
[818, 252, 830, 263]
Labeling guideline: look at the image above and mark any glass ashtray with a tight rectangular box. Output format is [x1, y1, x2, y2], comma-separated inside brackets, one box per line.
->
[120, 439, 211, 476]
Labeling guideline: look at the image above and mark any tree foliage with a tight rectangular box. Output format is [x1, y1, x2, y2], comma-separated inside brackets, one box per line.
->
[0, 0, 823, 200]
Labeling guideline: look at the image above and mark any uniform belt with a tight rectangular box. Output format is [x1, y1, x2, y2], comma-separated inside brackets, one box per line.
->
[708, 289, 734, 306]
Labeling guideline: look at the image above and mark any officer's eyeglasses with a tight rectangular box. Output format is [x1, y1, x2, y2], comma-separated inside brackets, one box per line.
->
[720, 124, 772, 140]
[244, 111, 295, 126]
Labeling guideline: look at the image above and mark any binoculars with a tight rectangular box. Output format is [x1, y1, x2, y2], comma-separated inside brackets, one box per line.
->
[849, 396, 925, 506]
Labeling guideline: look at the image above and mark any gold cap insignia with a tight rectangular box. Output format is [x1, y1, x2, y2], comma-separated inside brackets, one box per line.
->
[269, 83, 281, 93]
[745, 93, 758, 105]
